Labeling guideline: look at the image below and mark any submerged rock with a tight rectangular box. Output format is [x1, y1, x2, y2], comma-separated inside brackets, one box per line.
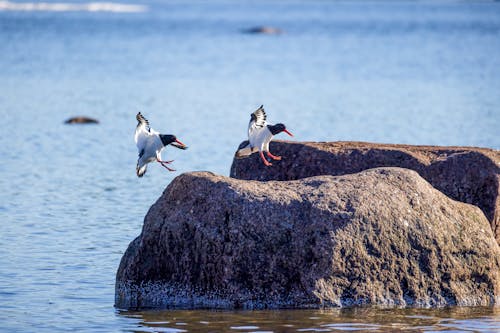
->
[64, 116, 99, 124]
[242, 26, 283, 35]
[115, 168, 500, 310]
[230, 141, 500, 244]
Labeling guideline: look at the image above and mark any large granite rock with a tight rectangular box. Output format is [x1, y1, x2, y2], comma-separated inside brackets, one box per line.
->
[230, 141, 500, 244]
[115, 168, 500, 309]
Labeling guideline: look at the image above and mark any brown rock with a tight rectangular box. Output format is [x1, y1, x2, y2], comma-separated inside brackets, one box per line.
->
[64, 116, 99, 124]
[115, 168, 500, 309]
[230, 141, 500, 244]
[243, 26, 283, 35]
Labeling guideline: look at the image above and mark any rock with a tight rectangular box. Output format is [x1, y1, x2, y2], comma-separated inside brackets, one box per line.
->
[243, 26, 283, 35]
[230, 141, 500, 244]
[64, 116, 99, 124]
[115, 168, 500, 310]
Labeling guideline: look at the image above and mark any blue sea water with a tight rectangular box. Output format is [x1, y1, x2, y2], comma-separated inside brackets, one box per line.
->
[0, 0, 499, 332]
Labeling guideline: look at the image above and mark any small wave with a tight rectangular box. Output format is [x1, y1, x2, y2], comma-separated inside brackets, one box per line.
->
[0, 1, 148, 13]
[230, 327, 260, 330]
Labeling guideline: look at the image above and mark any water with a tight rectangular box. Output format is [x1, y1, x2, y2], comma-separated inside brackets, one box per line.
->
[120, 307, 500, 332]
[0, 0, 499, 332]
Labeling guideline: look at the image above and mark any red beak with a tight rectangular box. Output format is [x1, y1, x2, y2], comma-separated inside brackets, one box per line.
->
[283, 129, 294, 137]
[175, 139, 186, 147]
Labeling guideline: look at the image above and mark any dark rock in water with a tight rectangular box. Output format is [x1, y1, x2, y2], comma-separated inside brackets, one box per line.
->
[115, 169, 500, 310]
[230, 141, 500, 245]
[64, 116, 99, 124]
[243, 26, 283, 35]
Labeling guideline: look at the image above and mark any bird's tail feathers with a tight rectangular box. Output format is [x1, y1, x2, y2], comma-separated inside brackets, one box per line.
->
[234, 140, 255, 159]
[136, 163, 148, 177]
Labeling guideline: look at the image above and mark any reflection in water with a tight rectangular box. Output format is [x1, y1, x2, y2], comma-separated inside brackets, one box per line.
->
[118, 307, 500, 332]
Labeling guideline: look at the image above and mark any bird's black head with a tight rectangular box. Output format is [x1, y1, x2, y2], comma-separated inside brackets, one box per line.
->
[159, 134, 177, 146]
[160, 134, 188, 150]
[267, 123, 294, 137]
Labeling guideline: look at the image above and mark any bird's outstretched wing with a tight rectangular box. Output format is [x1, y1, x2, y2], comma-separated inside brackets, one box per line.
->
[248, 105, 267, 138]
[135, 112, 151, 149]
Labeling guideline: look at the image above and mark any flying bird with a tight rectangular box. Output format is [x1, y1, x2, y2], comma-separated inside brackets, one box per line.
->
[235, 105, 293, 166]
[134, 112, 187, 177]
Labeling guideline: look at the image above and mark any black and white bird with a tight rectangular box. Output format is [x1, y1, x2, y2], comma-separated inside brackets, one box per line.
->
[234, 105, 293, 166]
[134, 112, 187, 177]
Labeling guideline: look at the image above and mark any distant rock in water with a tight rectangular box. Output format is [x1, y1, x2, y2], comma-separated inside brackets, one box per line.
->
[230, 141, 500, 245]
[64, 116, 99, 124]
[243, 26, 283, 35]
[115, 169, 500, 310]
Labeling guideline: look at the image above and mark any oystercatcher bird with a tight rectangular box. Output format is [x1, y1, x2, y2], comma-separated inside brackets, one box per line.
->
[134, 112, 187, 177]
[235, 105, 293, 166]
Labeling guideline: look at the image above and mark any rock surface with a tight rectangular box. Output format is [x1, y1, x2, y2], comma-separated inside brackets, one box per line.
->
[230, 141, 500, 244]
[115, 168, 500, 310]
[64, 116, 99, 124]
[242, 26, 283, 35]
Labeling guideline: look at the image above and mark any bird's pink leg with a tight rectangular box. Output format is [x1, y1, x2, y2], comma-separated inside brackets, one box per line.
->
[266, 151, 282, 161]
[157, 158, 176, 171]
[156, 158, 174, 164]
[158, 162, 176, 172]
[259, 151, 272, 166]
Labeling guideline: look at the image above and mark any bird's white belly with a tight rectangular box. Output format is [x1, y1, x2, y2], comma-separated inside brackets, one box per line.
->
[139, 136, 163, 164]
[249, 128, 272, 151]
[143, 155, 157, 164]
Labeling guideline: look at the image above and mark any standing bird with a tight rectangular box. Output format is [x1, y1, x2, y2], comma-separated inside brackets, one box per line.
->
[235, 105, 293, 166]
[134, 112, 187, 177]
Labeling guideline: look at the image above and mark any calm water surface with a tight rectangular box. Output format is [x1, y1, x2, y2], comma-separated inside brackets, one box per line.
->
[1, 0, 499, 332]
[121, 307, 500, 332]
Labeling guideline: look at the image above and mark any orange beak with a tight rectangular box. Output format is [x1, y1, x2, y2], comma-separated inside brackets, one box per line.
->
[175, 139, 186, 147]
[283, 129, 294, 137]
